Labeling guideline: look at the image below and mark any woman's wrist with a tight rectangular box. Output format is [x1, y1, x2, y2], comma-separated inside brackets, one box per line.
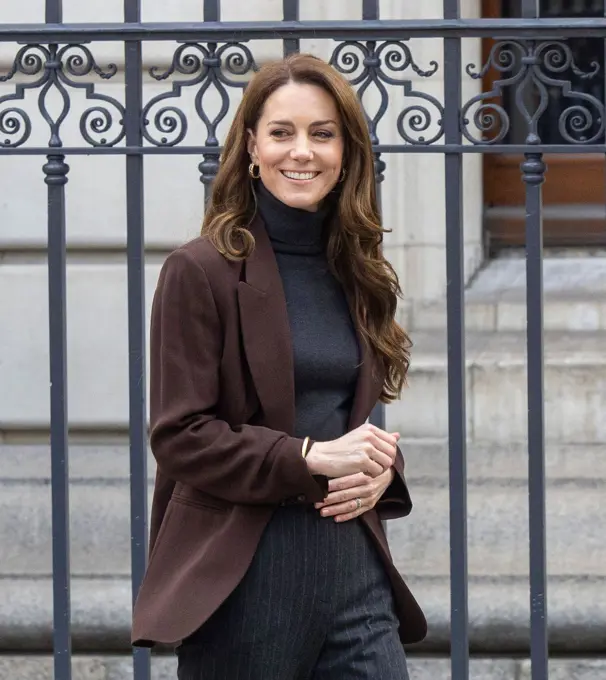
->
[305, 442, 325, 476]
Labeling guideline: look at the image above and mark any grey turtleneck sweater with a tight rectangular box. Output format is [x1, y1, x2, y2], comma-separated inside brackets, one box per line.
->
[255, 182, 360, 442]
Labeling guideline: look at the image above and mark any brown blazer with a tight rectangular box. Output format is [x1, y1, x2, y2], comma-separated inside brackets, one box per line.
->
[131, 216, 427, 647]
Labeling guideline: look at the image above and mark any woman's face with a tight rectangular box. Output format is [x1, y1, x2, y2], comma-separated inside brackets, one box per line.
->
[247, 81, 344, 212]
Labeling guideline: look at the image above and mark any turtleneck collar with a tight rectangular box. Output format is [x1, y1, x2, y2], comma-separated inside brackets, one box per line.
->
[255, 180, 334, 255]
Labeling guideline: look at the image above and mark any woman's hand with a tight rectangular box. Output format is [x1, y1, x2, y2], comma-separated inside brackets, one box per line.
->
[305, 424, 400, 480]
[314, 467, 395, 522]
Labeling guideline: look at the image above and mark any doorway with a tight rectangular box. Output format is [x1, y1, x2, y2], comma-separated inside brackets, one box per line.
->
[482, 0, 606, 250]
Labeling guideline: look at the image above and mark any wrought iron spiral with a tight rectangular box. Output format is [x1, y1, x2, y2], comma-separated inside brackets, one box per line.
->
[463, 39, 603, 145]
[0, 108, 32, 147]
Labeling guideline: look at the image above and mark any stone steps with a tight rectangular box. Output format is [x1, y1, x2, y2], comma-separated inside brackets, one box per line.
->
[8, 654, 606, 680]
[1, 443, 605, 654]
[413, 293, 606, 332]
[3, 443, 605, 578]
[2, 574, 604, 654]
[389, 330, 606, 443]
[412, 255, 606, 333]
[392, 480, 606, 578]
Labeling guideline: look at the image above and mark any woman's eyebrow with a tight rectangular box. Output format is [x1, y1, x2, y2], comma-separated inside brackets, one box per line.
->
[267, 119, 338, 127]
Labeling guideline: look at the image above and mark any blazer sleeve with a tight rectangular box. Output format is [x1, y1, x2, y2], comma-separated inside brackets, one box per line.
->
[375, 445, 413, 520]
[149, 247, 328, 505]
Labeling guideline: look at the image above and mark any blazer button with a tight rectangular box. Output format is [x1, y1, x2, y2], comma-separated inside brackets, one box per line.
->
[297, 494, 306, 503]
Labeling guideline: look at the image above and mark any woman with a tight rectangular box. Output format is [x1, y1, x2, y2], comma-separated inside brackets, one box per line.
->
[132, 53, 427, 679]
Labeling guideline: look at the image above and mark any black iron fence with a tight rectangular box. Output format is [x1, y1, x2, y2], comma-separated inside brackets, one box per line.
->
[1, 0, 605, 678]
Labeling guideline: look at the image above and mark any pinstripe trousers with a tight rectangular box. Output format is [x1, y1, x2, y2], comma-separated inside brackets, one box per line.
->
[176, 504, 411, 680]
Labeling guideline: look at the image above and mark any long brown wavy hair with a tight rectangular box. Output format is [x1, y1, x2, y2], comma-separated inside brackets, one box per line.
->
[202, 53, 411, 402]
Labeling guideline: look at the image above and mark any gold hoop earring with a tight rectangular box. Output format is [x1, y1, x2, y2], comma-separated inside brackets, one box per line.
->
[339, 168, 346, 183]
[249, 163, 260, 179]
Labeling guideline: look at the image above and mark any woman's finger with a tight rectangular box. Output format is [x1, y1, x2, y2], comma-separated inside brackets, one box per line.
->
[367, 424, 400, 445]
[320, 467, 390, 508]
[366, 449, 394, 472]
[317, 482, 374, 509]
[327, 472, 368, 494]
[368, 435, 397, 462]
[332, 489, 384, 522]
[333, 500, 376, 522]
[326, 467, 394, 521]
[320, 496, 368, 518]
[362, 456, 385, 478]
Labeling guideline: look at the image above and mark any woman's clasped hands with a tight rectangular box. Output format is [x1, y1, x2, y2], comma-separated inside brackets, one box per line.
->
[305, 423, 400, 523]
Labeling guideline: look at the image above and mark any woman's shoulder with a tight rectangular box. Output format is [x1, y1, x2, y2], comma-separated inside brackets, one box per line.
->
[164, 235, 241, 283]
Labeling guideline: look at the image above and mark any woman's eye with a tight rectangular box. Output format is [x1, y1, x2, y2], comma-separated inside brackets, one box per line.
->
[270, 129, 334, 140]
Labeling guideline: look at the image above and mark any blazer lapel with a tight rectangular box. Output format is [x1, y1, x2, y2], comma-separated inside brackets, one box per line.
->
[237, 216, 296, 435]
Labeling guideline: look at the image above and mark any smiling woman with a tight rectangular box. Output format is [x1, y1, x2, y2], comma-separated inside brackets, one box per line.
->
[247, 82, 345, 211]
[131, 53, 425, 680]
[205, 53, 411, 404]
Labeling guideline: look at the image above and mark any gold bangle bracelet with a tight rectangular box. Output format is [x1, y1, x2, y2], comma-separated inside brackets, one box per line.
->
[302, 436, 311, 459]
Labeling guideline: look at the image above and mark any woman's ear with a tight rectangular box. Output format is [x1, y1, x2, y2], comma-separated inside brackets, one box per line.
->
[246, 129, 257, 162]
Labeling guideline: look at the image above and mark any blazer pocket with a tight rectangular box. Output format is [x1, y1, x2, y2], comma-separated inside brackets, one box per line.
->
[171, 491, 230, 514]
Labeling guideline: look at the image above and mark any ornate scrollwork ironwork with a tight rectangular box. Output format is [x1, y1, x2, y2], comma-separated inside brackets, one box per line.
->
[0, 43, 123, 148]
[330, 40, 443, 159]
[144, 41, 257, 191]
[57, 44, 125, 147]
[144, 42, 257, 150]
[0, 45, 46, 147]
[463, 40, 604, 145]
[3, 36, 601, 153]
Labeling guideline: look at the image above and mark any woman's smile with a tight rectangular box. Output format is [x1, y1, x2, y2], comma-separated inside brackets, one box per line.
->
[280, 170, 321, 182]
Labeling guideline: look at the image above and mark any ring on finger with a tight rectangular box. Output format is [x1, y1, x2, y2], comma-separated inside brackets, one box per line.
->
[355, 497, 362, 511]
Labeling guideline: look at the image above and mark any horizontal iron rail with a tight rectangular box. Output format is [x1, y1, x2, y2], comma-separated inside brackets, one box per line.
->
[4, 18, 606, 41]
[2, 144, 606, 155]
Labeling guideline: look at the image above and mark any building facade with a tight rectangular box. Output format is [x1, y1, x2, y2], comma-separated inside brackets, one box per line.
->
[1, 1, 606, 679]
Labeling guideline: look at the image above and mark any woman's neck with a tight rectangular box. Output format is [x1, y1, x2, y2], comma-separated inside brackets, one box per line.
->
[255, 181, 333, 255]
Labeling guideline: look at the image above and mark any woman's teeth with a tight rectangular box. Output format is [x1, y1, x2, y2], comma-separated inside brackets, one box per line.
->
[281, 171, 319, 180]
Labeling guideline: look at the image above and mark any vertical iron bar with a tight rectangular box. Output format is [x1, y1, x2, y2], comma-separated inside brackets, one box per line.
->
[520, 3, 548, 680]
[369, 152, 386, 430]
[46, 0, 62, 22]
[522, 152, 548, 680]
[204, 0, 220, 22]
[364, 0, 385, 431]
[283, 0, 300, 56]
[45, 155, 71, 680]
[521, 0, 540, 19]
[200, 0, 222, 205]
[124, 2, 149, 680]
[45, 3, 71, 680]
[362, 0, 380, 21]
[362, 0, 383, 210]
[443, 1, 469, 679]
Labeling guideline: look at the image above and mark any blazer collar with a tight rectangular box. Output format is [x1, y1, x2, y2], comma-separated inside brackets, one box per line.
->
[237, 215, 384, 436]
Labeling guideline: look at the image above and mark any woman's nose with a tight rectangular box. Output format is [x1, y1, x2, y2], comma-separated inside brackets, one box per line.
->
[290, 136, 313, 160]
